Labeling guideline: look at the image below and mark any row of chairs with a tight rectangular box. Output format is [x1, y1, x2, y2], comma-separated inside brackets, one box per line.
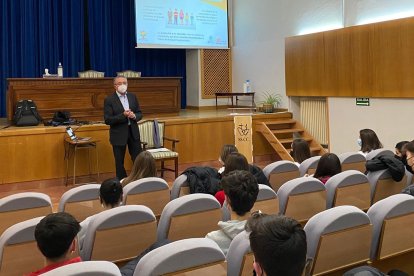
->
[77, 70, 141, 78]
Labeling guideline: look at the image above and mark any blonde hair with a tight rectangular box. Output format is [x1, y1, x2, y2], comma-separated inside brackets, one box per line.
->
[122, 151, 157, 186]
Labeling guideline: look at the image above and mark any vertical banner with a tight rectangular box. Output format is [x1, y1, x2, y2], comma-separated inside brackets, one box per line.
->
[234, 116, 253, 163]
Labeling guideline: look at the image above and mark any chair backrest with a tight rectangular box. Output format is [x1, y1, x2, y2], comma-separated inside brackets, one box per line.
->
[80, 205, 157, 263]
[365, 149, 394, 161]
[157, 194, 221, 242]
[170, 174, 190, 200]
[367, 169, 407, 204]
[299, 156, 321, 176]
[227, 231, 254, 276]
[338, 152, 367, 173]
[116, 70, 141, 78]
[325, 170, 371, 210]
[263, 161, 300, 192]
[133, 238, 226, 276]
[123, 177, 170, 217]
[138, 120, 165, 148]
[304, 206, 372, 275]
[278, 177, 326, 224]
[0, 217, 45, 276]
[78, 70, 105, 78]
[58, 184, 102, 222]
[42, 261, 122, 276]
[367, 194, 414, 261]
[251, 184, 279, 215]
[0, 192, 52, 236]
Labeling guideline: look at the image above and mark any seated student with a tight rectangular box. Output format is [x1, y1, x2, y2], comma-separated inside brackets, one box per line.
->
[206, 170, 259, 255]
[395, 141, 409, 160]
[246, 214, 307, 276]
[121, 151, 157, 186]
[358, 129, 383, 156]
[312, 153, 342, 184]
[218, 144, 238, 174]
[78, 178, 123, 249]
[291, 138, 311, 165]
[28, 212, 81, 276]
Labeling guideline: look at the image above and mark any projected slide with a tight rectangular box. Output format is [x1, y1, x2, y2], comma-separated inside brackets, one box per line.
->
[135, 0, 228, 49]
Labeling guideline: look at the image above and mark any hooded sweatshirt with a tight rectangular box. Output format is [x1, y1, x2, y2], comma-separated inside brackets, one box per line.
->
[205, 220, 246, 255]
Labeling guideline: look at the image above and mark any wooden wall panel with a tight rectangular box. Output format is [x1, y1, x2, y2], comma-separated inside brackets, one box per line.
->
[286, 17, 414, 98]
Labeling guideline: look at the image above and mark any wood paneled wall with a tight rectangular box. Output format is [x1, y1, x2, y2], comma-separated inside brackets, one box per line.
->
[285, 17, 414, 98]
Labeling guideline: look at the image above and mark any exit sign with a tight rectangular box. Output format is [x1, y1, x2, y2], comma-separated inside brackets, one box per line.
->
[356, 98, 370, 106]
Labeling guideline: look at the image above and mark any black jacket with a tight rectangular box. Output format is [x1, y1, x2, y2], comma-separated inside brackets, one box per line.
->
[366, 155, 406, 182]
[183, 167, 221, 195]
[249, 164, 271, 187]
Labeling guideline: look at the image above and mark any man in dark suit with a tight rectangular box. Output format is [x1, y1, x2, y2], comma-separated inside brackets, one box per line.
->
[104, 76, 142, 180]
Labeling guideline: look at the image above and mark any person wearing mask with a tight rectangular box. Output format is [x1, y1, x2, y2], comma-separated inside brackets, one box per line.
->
[104, 76, 142, 180]
[357, 129, 383, 156]
[121, 151, 157, 186]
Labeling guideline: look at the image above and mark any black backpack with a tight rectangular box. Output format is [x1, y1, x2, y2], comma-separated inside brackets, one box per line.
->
[13, 100, 42, 126]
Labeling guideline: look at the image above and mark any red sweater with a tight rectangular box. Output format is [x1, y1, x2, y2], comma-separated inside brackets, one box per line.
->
[27, 257, 81, 276]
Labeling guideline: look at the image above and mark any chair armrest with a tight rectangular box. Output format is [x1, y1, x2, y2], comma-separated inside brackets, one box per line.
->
[163, 136, 180, 152]
[141, 141, 148, 150]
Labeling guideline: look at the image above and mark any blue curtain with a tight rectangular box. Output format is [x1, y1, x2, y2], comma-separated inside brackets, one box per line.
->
[0, 0, 85, 117]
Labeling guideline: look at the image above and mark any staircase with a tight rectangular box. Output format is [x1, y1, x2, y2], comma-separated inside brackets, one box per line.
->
[256, 119, 326, 161]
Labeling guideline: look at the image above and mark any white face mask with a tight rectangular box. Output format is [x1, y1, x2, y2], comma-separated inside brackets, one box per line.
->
[117, 84, 127, 94]
[357, 138, 362, 147]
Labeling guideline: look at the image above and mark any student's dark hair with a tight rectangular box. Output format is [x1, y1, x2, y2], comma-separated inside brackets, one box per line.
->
[246, 214, 307, 276]
[35, 212, 80, 260]
[313, 153, 341, 179]
[223, 152, 249, 176]
[360, 129, 383, 153]
[122, 151, 157, 186]
[220, 144, 238, 163]
[221, 170, 258, 216]
[291, 139, 311, 164]
[100, 178, 123, 208]
[395, 141, 409, 152]
[405, 141, 414, 155]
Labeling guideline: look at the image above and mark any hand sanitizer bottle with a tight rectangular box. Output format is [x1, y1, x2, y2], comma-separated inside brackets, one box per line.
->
[57, 62, 63, 77]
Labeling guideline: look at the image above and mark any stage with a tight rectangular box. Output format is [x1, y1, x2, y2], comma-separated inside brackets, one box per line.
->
[0, 109, 291, 185]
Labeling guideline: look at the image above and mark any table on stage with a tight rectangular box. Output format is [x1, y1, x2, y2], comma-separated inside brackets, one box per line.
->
[215, 92, 255, 107]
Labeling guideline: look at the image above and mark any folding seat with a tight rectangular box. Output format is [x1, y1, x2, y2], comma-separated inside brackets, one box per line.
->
[299, 156, 321, 176]
[170, 174, 190, 200]
[0, 192, 52, 236]
[0, 217, 45, 276]
[262, 160, 300, 192]
[325, 170, 371, 210]
[133, 238, 226, 276]
[338, 152, 366, 173]
[226, 231, 254, 276]
[123, 177, 170, 217]
[58, 184, 101, 222]
[365, 149, 394, 161]
[278, 177, 326, 225]
[367, 169, 407, 204]
[304, 206, 372, 275]
[157, 194, 221, 241]
[80, 205, 157, 264]
[42, 261, 121, 276]
[367, 194, 414, 274]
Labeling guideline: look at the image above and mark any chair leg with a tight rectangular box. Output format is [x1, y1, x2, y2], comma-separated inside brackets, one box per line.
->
[175, 158, 178, 178]
[161, 160, 165, 178]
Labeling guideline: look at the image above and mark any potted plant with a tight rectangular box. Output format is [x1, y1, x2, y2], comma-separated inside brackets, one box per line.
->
[261, 92, 282, 113]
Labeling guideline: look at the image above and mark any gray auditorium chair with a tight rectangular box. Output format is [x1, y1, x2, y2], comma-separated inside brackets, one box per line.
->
[304, 206, 372, 275]
[78, 70, 104, 78]
[325, 170, 371, 210]
[365, 149, 394, 161]
[278, 177, 326, 224]
[338, 152, 366, 173]
[262, 160, 300, 192]
[367, 169, 407, 204]
[367, 194, 414, 272]
[226, 231, 253, 276]
[299, 156, 321, 176]
[123, 177, 170, 217]
[58, 184, 101, 222]
[42, 261, 121, 276]
[0, 192, 52, 236]
[133, 238, 226, 276]
[170, 174, 190, 200]
[116, 70, 141, 78]
[157, 194, 221, 242]
[80, 205, 157, 264]
[0, 217, 45, 276]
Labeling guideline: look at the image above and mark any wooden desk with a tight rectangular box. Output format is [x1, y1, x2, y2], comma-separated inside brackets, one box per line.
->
[7, 77, 182, 122]
[215, 92, 255, 107]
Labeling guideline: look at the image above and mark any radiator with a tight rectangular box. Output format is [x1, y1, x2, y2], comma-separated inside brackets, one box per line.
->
[300, 98, 328, 145]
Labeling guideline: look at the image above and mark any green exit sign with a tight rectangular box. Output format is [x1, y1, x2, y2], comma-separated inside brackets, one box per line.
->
[356, 98, 370, 106]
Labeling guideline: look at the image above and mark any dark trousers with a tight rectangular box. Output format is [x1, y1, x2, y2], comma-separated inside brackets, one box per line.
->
[112, 126, 142, 180]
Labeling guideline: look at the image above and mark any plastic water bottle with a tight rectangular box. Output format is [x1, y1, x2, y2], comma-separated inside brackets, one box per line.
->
[243, 80, 251, 93]
[57, 62, 63, 77]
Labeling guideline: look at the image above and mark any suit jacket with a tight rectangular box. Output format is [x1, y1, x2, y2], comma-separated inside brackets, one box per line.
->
[104, 92, 142, 146]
